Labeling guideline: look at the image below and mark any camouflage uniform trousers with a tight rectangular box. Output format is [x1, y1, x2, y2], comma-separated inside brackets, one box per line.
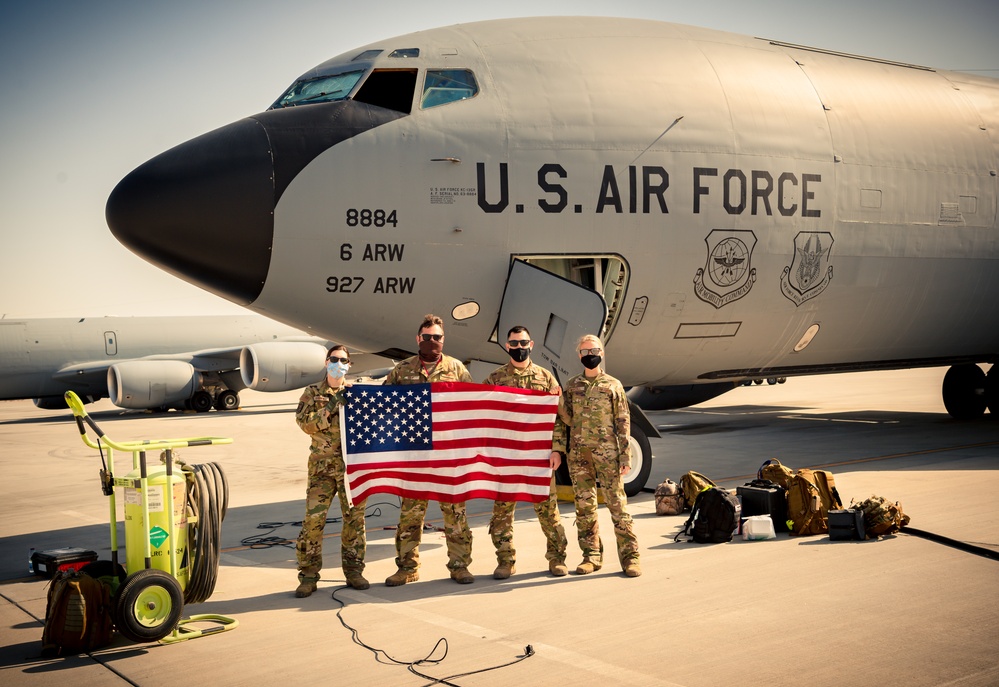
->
[489, 476, 567, 566]
[395, 497, 472, 573]
[297, 450, 367, 582]
[568, 447, 639, 567]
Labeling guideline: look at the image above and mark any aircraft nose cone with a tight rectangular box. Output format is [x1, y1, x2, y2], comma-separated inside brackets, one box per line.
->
[106, 118, 275, 305]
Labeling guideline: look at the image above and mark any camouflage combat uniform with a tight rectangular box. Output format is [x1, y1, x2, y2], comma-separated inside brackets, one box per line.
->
[385, 354, 474, 573]
[295, 380, 367, 584]
[483, 362, 567, 568]
[553, 371, 640, 568]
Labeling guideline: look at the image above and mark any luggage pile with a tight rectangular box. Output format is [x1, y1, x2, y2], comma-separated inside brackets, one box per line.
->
[654, 458, 910, 543]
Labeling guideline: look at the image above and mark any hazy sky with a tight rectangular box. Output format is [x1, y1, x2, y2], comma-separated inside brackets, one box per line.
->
[1, 0, 996, 319]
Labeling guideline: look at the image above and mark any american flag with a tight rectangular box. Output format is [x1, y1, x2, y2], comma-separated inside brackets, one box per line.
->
[340, 382, 559, 506]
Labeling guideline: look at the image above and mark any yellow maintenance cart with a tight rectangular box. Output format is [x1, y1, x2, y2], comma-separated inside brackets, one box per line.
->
[65, 390, 237, 644]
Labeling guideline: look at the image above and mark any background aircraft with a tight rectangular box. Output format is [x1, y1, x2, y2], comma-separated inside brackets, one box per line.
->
[104, 17, 998, 494]
[0, 316, 336, 411]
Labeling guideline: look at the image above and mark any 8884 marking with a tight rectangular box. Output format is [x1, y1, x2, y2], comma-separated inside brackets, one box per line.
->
[345, 208, 398, 227]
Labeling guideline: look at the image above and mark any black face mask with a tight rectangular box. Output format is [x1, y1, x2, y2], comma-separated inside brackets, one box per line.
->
[580, 355, 602, 370]
[418, 339, 443, 362]
[509, 347, 530, 363]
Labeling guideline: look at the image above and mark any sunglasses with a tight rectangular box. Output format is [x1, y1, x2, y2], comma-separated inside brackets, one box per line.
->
[420, 333, 443, 342]
[507, 339, 532, 348]
[579, 348, 602, 356]
[328, 356, 351, 365]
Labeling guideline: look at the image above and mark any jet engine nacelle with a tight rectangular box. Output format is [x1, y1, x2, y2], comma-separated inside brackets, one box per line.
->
[108, 360, 200, 409]
[239, 342, 327, 392]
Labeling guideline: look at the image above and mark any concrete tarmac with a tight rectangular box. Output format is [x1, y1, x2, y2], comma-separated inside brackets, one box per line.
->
[1, 367, 997, 686]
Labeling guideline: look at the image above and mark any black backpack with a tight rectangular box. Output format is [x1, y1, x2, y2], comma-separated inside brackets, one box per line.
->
[674, 487, 741, 543]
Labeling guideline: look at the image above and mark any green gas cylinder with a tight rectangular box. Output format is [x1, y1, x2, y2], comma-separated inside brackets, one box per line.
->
[123, 465, 190, 590]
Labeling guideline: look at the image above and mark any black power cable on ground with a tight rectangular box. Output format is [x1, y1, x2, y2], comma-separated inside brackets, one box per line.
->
[239, 501, 401, 549]
[901, 526, 999, 562]
[329, 586, 535, 687]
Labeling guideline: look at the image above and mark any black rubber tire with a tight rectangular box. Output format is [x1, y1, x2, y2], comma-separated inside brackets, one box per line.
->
[113, 568, 184, 643]
[215, 389, 239, 411]
[190, 391, 213, 413]
[942, 364, 987, 420]
[622, 425, 653, 497]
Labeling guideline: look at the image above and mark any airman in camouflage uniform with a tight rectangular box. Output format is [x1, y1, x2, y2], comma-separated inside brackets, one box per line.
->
[385, 314, 476, 586]
[294, 346, 369, 597]
[553, 334, 641, 577]
[483, 325, 568, 578]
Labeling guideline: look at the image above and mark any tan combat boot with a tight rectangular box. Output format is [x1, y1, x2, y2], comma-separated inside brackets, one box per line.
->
[492, 562, 516, 579]
[450, 568, 475, 584]
[385, 568, 419, 587]
[623, 561, 642, 577]
[549, 560, 568, 577]
[295, 578, 318, 598]
[574, 559, 602, 575]
[346, 573, 370, 590]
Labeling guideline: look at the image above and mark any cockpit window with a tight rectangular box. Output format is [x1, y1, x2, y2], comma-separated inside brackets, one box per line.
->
[389, 48, 420, 58]
[271, 70, 365, 108]
[421, 69, 478, 109]
[353, 69, 418, 114]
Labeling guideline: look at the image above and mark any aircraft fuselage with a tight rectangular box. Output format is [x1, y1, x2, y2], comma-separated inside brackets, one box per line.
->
[106, 18, 999, 391]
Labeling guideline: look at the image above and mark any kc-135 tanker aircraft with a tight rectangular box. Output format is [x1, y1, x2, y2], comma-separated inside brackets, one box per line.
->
[104, 17, 999, 494]
[0, 316, 333, 412]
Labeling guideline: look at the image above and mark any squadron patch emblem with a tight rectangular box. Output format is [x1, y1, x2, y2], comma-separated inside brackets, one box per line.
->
[693, 229, 757, 308]
[780, 231, 834, 306]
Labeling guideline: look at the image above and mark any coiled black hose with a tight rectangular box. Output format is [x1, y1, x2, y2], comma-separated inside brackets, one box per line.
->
[182, 461, 229, 604]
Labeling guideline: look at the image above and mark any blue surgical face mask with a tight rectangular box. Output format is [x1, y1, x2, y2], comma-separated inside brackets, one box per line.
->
[327, 361, 349, 379]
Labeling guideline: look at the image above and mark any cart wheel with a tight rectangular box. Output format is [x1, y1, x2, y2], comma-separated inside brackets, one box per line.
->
[114, 568, 184, 643]
[80, 560, 127, 597]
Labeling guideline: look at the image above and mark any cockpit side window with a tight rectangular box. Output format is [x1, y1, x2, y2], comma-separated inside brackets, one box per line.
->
[421, 69, 478, 109]
[271, 70, 365, 109]
[352, 69, 418, 114]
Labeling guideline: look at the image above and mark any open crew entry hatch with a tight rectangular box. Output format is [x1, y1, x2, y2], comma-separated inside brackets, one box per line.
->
[495, 255, 628, 383]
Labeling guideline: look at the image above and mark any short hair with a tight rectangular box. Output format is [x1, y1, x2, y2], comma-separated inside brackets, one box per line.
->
[326, 344, 349, 360]
[576, 334, 603, 350]
[418, 313, 444, 333]
[507, 325, 531, 339]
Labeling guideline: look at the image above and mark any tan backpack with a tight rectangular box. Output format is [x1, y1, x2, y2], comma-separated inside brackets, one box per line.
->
[679, 471, 717, 510]
[654, 479, 685, 516]
[757, 458, 794, 489]
[785, 468, 843, 536]
[41, 570, 114, 656]
[852, 495, 910, 537]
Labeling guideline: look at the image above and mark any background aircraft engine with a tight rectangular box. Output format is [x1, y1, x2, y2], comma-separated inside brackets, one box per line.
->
[239, 342, 327, 392]
[108, 361, 200, 409]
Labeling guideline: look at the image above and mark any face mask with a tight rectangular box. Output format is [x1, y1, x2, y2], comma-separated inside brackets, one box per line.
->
[327, 361, 349, 379]
[509, 347, 530, 363]
[418, 338, 443, 362]
[580, 355, 602, 370]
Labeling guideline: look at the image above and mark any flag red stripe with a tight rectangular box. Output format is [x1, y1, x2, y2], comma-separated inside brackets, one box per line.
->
[433, 437, 554, 451]
[433, 399, 558, 414]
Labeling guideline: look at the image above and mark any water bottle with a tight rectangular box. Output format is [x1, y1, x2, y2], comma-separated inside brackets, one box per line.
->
[28, 548, 35, 575]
